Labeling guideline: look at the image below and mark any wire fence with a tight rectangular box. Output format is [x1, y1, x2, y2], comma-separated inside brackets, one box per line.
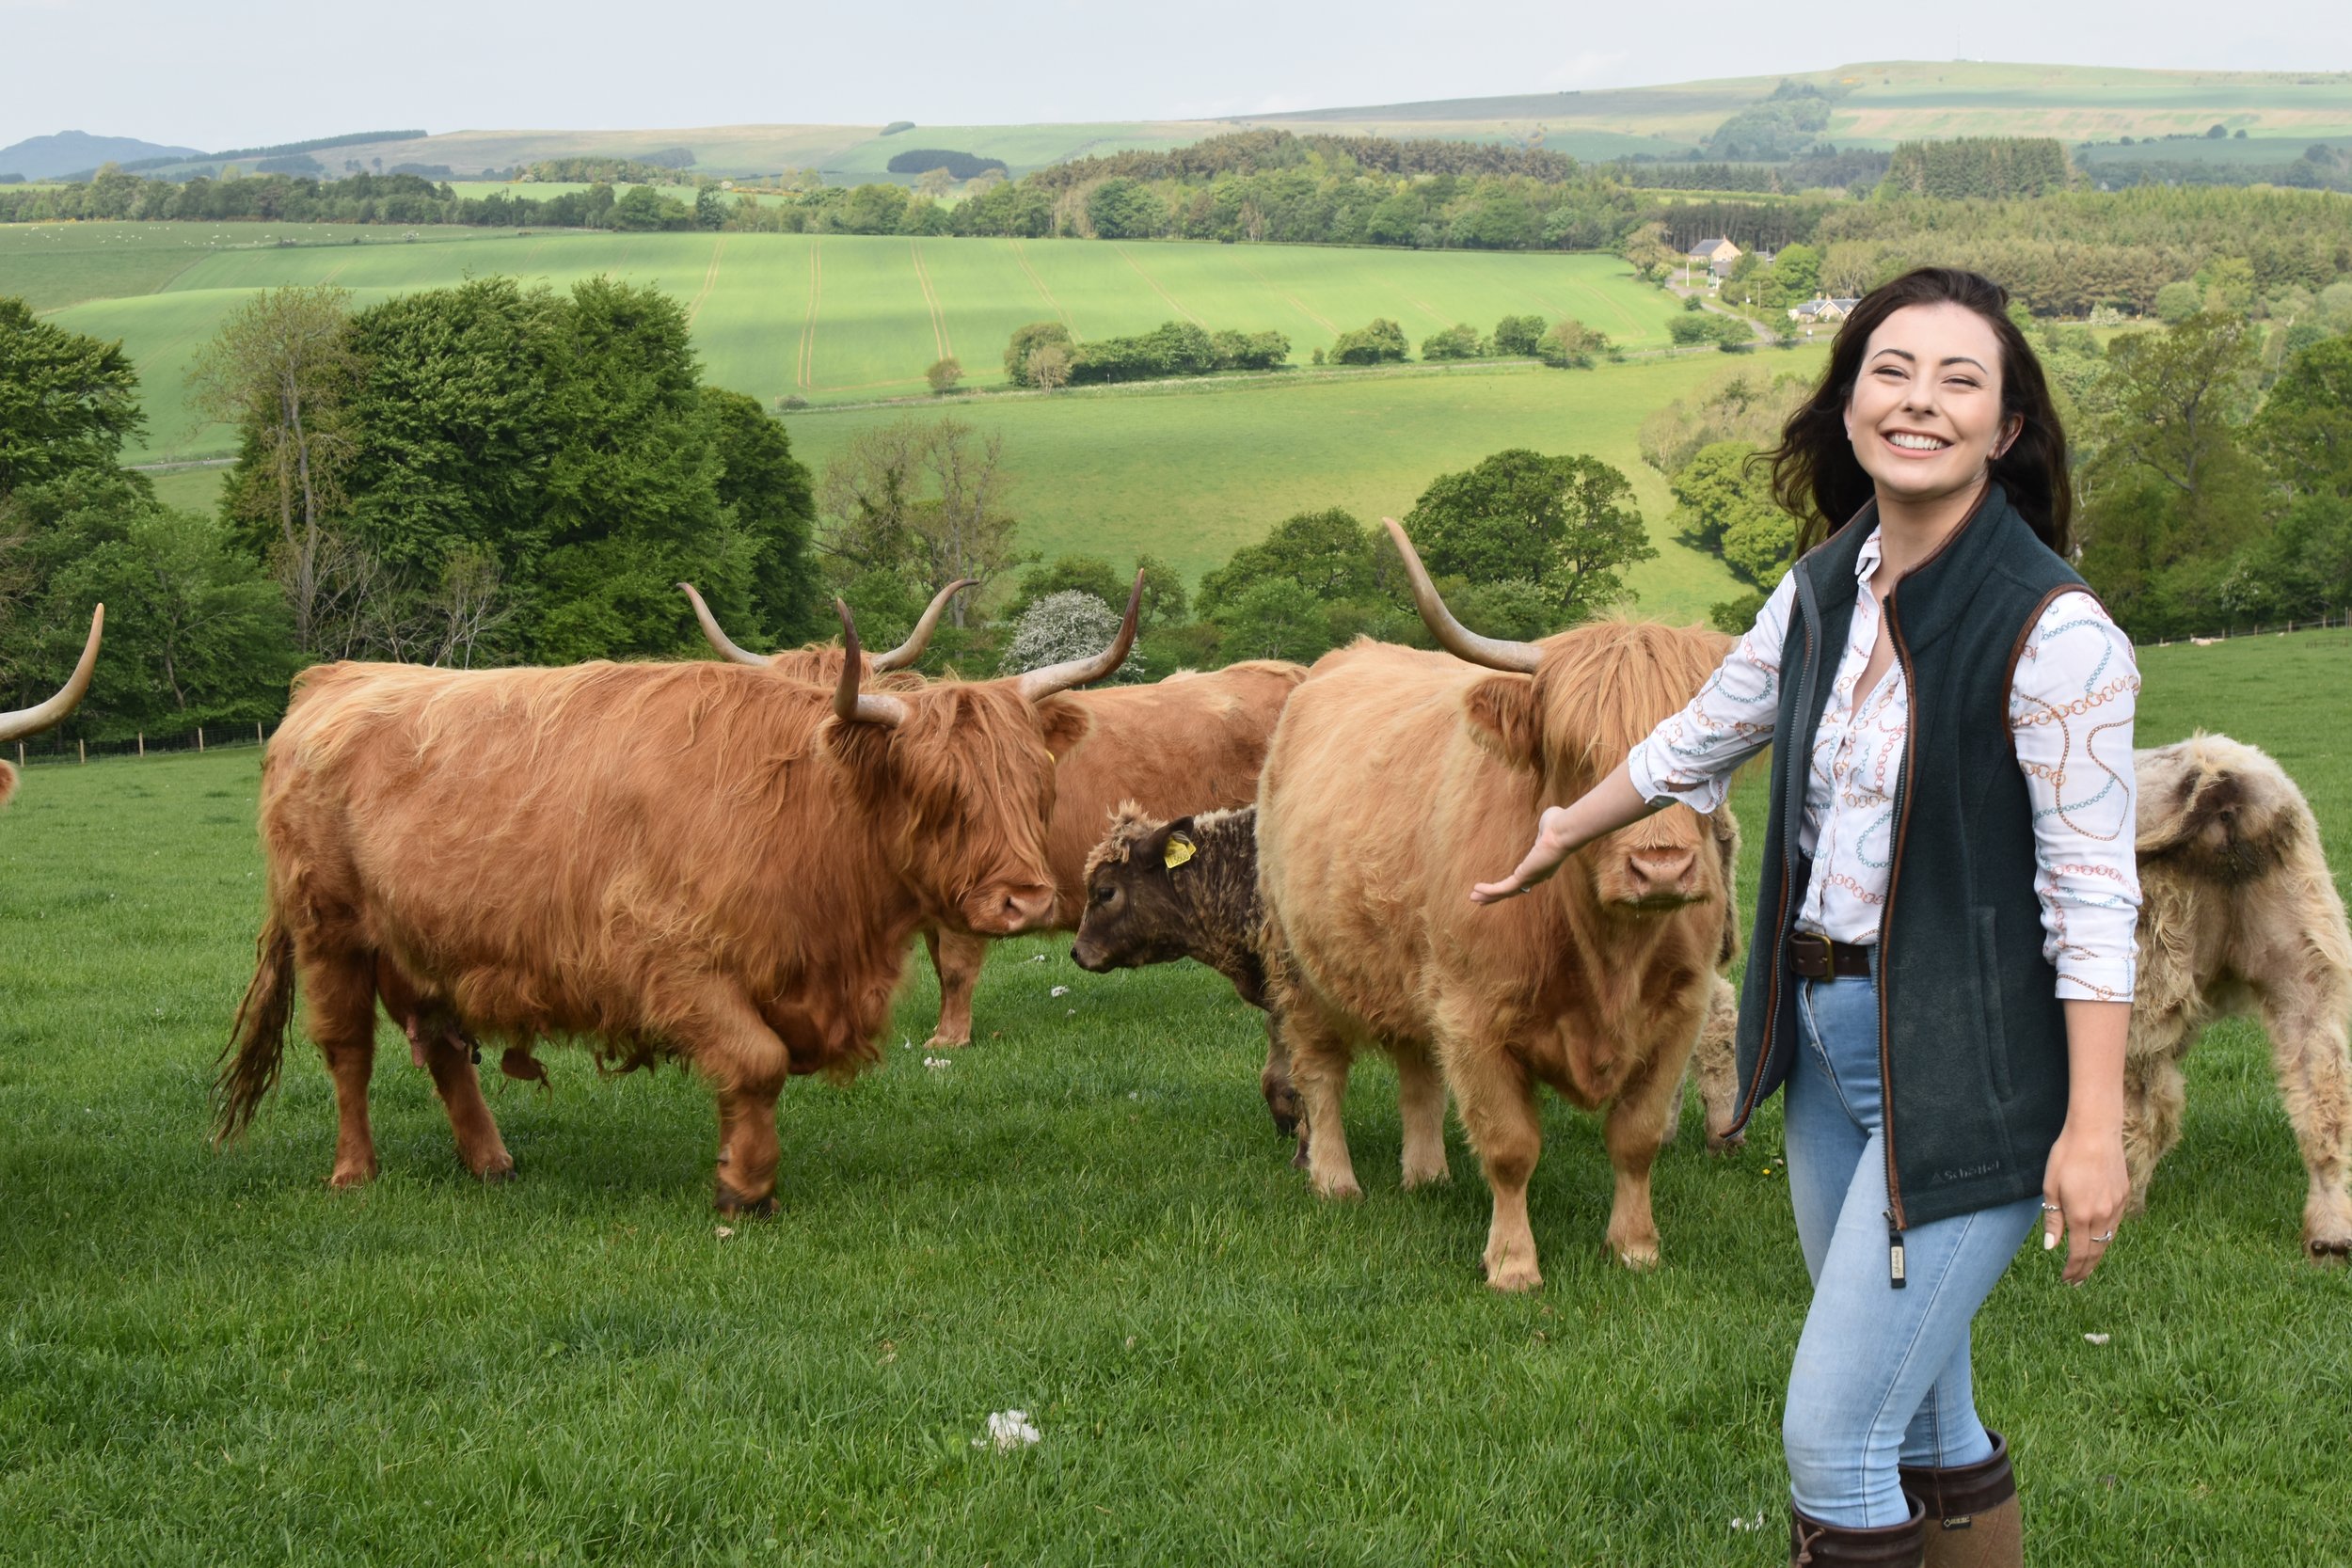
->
[2134, 610, 2352, 648]
[12, 721, 271, 770]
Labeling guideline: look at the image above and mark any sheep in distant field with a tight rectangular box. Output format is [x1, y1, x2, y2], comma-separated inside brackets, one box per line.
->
[2129, 734, 2352, 1261]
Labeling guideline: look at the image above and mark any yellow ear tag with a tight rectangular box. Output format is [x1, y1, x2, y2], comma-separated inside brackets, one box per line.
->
[1162, 834, 1197, 870]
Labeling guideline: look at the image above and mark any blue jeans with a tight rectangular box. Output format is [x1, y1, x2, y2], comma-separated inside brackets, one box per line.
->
[1780, 971, 2042, 1528]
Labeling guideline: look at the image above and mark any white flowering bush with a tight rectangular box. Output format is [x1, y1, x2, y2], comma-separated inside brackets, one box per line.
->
[999, 591, 1146, 683]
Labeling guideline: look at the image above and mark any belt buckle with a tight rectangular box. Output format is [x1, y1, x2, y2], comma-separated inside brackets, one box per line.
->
[1789, 931, 1832, 978]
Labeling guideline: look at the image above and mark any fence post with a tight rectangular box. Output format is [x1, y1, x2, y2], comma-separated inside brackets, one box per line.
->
[78, 739, 86, 765]
[137, 732, 144, 757]
[198, 725, 205, 753]
[256, 721, 263, 746]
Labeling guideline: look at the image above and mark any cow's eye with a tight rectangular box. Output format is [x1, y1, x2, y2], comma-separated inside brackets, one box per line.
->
[1091, 884, 1113, 905]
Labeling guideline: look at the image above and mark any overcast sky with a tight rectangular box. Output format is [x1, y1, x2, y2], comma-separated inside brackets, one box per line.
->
[4, 0, 2346, 151]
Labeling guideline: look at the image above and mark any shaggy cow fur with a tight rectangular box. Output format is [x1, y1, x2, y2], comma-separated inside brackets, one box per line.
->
[2131, 734, 2352, 1259]
[217, 653, 1101, 1212]
[1258, 621, 1736, 1290]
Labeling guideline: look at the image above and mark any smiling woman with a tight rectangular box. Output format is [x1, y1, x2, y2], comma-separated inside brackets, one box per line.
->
[1470, 269, 2137, 1567]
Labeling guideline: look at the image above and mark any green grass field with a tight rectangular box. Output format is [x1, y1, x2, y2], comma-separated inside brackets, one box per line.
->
[0, 221, 492, 313]
[0, 631, 2344, 1564]
[784, 355, 1784, 622]
[8, 226, 1681, 456]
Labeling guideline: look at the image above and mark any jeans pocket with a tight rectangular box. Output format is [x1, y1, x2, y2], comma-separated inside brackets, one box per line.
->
[1974, 907, 2015, 1101]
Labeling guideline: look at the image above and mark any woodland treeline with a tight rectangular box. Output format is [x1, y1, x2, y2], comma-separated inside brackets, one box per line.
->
[10, 133, 2352, 320]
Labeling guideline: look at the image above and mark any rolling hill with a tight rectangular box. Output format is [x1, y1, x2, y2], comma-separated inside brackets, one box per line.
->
[0, 130, 203, 180]
[64, 59, 2352, 191]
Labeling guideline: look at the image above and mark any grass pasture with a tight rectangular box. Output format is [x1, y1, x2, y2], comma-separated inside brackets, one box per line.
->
[0, 632, 2345, 1564]
[25, 230, 1678, 459]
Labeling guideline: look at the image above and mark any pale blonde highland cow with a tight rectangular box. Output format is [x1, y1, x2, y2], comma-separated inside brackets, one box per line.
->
[2129, 733, 2352, 1260]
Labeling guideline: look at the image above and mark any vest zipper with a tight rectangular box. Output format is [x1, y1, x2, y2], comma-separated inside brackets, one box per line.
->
[1876, 593, 1921, 1272]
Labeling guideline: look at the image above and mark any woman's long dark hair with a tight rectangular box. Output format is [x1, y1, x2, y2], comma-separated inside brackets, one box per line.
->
[1766, 267, 2073, 557]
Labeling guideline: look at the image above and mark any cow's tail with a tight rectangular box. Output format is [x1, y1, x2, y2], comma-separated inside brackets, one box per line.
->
[215, 908, 296, 1145]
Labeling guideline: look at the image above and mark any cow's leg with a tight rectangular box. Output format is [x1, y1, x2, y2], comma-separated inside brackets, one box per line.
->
[1600, 1036, 1687, 1272]
[1260, 1013, 1301, 1142]
[1695, 974, 1742, 1153]
[301, 949, 380, 1189]
[923, 928, 987, 1050]
[414, 1027, 516, 1183]
[2256, 982, 2352, 1260]
[1286, 1007, 1360, 1200]
[1393, 1043, 1450, 1189]
[678, 989, 792, 1214]
[1451, 1042, 1544, 1291]
[2121, 1011, 2195, 1216]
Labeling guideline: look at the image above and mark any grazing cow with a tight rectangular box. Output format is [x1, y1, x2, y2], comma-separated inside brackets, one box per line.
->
[2129, 733, 2352, 1259]
[684, 584, 1305, 1048]
[0, 606, 103, 809]
[215, 591, 1138, 1212]
[1072, 802, 1300, 1141]
[1256, 521, 1734, 1289]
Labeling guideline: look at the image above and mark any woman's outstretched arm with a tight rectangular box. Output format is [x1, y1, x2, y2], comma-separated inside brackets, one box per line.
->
[1469, 762, 1661, 903]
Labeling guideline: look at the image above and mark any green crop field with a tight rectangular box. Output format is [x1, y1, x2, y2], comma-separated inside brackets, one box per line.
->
[1, 630, 2344, 1565]
[783, 355, 1789, 622]
[0, 221, 490, 313]
[8, 226, 1682, 458]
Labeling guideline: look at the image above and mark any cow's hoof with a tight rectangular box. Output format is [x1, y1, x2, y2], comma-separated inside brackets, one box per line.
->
[1401, 1161, 1451, 1190]
[1612, 1240, 1662, 1272]
[1310, 1172, 1362, 1201]
[1290, 1136, 1311, 1171]
[1484, 1259, 1542, 1292]
[715, 1182, 780, 1217]
[476, 1160, 518, 1185]
[1706, 1130, 1747, 1156]
[2308, 1235, 2350, 1264]
[921, 1033, 970, 1051]
[326, 1164, 377, 1190]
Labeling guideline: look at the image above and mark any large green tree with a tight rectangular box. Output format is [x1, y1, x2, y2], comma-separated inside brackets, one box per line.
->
[0, 296, 144, 500]
[1401, 449, 1656, 623]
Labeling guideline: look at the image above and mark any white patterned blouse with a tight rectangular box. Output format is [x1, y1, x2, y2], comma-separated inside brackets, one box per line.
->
[1627, 526, 2142, 1003]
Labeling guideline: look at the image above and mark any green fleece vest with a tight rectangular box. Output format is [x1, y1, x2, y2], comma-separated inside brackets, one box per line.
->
[1727, 484, 2090, 1234]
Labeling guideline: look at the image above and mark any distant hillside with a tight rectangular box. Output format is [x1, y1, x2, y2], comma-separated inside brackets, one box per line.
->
[0, 130, 203, 179]
[1248, 60, 2352, 156]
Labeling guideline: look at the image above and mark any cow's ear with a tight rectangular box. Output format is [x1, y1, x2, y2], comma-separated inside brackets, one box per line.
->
[1160, 817, 1199, 871]
[1037, 696, 1094, 760]
[1462, 674, 1541, 770]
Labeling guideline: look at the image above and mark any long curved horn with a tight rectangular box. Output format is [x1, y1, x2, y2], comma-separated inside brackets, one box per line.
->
[872, 578, 977, 671]
[677, 582, 768, 667]
[1015, 572, 1143, 701]
[1381, 518, 1541, 673]
[832, 600, 909, 728]
[0, 605, 104, 742]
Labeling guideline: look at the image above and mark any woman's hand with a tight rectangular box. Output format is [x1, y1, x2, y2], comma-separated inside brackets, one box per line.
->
[2043, 998, 2132, 1284]
[1470, 806, 1580, 904]
[2042, 1117, 2129, 1285]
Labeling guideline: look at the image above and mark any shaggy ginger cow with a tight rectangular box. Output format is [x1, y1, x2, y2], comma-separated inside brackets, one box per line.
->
[2132, 733, 2352, 1259]
[216, 593, 1136, 1212]
[1256, 521, 1735, 1289]
[685, 581, 1305, 1049]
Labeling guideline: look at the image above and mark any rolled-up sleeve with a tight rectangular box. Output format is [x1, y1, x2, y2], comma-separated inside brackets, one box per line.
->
[2009, 592, 2141, 1001]
[1625, 572, 1792, 815]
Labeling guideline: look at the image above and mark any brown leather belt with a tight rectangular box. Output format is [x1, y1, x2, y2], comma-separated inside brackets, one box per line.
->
[1788, 932, 1873, 980]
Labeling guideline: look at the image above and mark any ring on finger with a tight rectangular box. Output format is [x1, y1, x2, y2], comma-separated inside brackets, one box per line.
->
[2040, 1200, 2060, 1212]
[2091, 1229, 2116, 1243]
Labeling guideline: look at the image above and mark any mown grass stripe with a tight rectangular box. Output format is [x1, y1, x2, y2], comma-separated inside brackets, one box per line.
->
[1112, 242, 1204, 326]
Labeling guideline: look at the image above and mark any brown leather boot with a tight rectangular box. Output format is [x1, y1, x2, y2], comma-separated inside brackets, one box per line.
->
[1899, 1432, 2021, 1568]
[1788, 1496, 1927, 1565]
